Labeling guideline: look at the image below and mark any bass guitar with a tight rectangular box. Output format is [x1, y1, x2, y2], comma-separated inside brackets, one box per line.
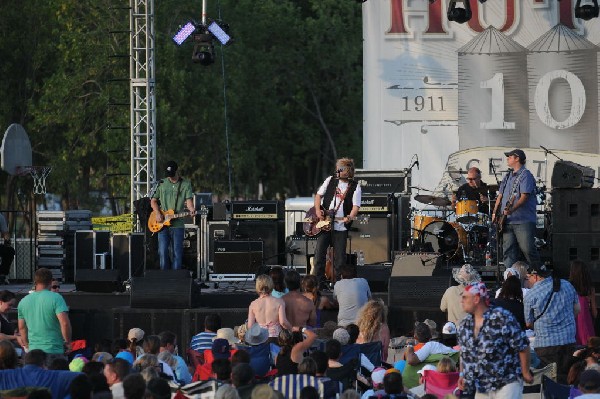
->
[148, 209, 192, 233]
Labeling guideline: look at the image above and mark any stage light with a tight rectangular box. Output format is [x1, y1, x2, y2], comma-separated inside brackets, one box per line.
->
[575, 0, 599, 20]
[207, 21, 231, 45]
[192, 33, 215, 65]
[173, 22, 196, 46]
[447, 0, 472, 23]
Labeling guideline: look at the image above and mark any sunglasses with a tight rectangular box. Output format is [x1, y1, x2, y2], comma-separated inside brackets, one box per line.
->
[466, 178, 478, 181]
[52, 285, 60, 289]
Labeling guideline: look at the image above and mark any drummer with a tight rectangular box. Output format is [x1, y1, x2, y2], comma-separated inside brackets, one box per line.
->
[451, 167, 490, 214]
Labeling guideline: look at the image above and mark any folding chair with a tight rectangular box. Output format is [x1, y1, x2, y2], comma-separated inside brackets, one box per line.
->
[359, 341, 383, 367]
[422, 370, 460, 398]
[523, 362, 557, 395]
[186, 348, 204, 369]
[542, 374, 571, 399]
[246, 342, 272, 377]
[269, 374, 326, 399]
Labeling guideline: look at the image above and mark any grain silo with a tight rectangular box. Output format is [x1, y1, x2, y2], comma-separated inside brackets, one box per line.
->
[458, 26, 529, 150]
[527, 24, 599, 153]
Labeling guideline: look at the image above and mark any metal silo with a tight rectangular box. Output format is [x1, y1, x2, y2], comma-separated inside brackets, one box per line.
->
[527, 24, 599, 153]
[458, 26, 529, 150]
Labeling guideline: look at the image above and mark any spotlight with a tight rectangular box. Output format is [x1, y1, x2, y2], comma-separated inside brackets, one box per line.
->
[575, 0, 599, 20]
[447, 0, 472, 23]
[192, 33, 215, 65]
[207, 21, 232, 46]
[173, 22, 196, 46]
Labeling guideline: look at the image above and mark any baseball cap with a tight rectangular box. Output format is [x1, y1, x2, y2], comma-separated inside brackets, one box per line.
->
[165, 161, 178, 177]
[128, 327, 145, 342]
[527, 264, 551, 278]
[579, 369, 600, 391]
[442, 321, 457, 335]
[417, 364, 437, 375]
[504, 149, 526, 160]
[212, 338, 231, 359]
[115, 351, 134, 364]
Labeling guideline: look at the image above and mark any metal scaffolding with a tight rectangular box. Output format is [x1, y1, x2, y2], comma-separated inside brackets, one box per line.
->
[129, 0, 157, 214]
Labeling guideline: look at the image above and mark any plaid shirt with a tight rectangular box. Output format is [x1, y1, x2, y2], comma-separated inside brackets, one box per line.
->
[524, 277, 577, 348]
[458, 306, 529, 394]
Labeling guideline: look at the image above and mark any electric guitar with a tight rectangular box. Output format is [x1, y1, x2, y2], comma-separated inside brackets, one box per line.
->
[148, 209, 192, 233]
[302, 206, 366, 237]
[495, 196, 515, 234]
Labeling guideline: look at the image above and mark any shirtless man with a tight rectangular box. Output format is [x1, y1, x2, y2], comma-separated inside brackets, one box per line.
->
[282, 270, 316, 328]
[247, 275, 292, 340]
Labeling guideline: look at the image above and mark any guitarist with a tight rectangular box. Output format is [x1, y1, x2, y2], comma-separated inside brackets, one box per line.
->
[492, 149, 541, 270]
[313, 158, 361, 289]
[150, 161, 196, 270]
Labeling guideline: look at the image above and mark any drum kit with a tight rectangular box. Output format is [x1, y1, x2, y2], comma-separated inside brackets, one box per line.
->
[410, 185, 499, 265]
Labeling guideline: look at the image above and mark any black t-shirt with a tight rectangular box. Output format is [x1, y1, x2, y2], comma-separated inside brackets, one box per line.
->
[455, 182, 489, 213]
[0, 314, 13, 336]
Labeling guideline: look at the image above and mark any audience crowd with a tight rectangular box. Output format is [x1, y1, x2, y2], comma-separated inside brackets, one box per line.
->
[0, 259, 598, 399]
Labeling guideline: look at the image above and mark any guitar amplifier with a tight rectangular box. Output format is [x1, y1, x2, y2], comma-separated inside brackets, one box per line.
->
[213, 240, 263, 274]
[231, 201, 284, 220]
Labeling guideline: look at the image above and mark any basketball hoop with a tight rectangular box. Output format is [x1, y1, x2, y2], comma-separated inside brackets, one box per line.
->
[16, 166, 52, 194]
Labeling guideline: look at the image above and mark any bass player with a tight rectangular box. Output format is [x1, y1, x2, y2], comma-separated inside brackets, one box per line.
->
[313, 158, 361, 289]
[151, 160, 196, 270]
[492, 149, 541, 270]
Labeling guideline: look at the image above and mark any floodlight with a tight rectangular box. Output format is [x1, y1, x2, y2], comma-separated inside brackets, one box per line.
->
[575, 0, 599, 20]
[207, 21, 231, 45]
[447, 0, 472, 23]
[173, 22, 196, 46]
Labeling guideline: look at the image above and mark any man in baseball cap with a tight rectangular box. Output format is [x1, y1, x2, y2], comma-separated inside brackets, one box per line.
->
[492, 148, 541, 275]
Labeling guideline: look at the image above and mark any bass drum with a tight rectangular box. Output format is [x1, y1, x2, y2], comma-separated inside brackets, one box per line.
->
[422, 221, 467, 260]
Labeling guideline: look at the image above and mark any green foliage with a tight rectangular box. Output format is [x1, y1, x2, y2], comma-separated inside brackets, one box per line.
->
[0, 0, 362, 211]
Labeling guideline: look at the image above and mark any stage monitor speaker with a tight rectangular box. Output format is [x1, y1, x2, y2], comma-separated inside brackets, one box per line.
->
[213, 240, 263, 274]
[357, 264, 391, 292]
[349, 217, 391, 264]
[75, 269, 123, 293]
[130, 272, 200, 308]
[231, 220, 284, 265]
[112, 233, 145, 280]
[551, 189, 600, 233]
[552, 160, 595, 189]
[390, 252, 439, 276]
[552, 232, 600, 281]
[388, 276, 450, 308]
[74, 230, 112, 277]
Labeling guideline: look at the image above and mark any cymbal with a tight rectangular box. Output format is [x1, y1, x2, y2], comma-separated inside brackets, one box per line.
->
[414, 194, 451, 206]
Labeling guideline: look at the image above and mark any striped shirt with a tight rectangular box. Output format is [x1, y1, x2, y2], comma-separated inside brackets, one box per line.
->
[190, 331, 216, 352]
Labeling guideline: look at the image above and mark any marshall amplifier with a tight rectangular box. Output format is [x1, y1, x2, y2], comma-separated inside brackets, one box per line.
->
[359, 195, 392, 214]
[231, 201, 284, 220]
[354, 170, 411, 194]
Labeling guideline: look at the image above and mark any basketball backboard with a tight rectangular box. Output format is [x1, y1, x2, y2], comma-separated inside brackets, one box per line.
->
[1, 124, 33, 175]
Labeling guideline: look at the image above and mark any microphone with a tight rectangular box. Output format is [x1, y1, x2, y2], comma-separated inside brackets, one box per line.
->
[415, 155, 419, 170]
[540, 145, 550, 153]
[489, 158, 493, 168]
[336, 168, 344, 174]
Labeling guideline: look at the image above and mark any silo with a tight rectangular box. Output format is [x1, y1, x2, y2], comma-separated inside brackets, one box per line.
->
[527, 24, 599, 153]
[458, 26, 529, 150]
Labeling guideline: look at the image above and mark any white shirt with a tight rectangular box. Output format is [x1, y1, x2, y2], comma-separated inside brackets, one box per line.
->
[414, 341, 457, 362]
[317, 176, 362, 231]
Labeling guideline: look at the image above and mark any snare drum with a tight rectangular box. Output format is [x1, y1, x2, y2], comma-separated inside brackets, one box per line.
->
[422, 221, 467, 260]
[456, 200, 479, 224]
[412, 213, 443, 239]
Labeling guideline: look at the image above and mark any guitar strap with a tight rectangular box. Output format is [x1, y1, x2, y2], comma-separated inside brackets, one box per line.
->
[174, 179, 182, 212]
[506, 169, 524, 208]
[333, 180, 350, 216]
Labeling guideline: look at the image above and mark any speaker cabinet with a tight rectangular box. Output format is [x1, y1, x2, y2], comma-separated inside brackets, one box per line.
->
[208, 221, 231, 265]
[349, 217, 391, 264]
[213, 240, 263, 274]
[388, 276, 450, 308]
[112, 233, 145, 280]
[130, 271, 201, 308]
[230, 220, 284, 265]
[552, 189, 600, 233]
[552, 233, 600, 281]
[551, 161, 595, 189]
[74, 231, 111, 277]
[75, 269, 123, 293]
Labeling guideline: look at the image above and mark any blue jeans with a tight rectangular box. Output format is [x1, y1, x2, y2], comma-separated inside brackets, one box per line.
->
[158, 227, 185, 270]
[502, 222, 540, 269]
